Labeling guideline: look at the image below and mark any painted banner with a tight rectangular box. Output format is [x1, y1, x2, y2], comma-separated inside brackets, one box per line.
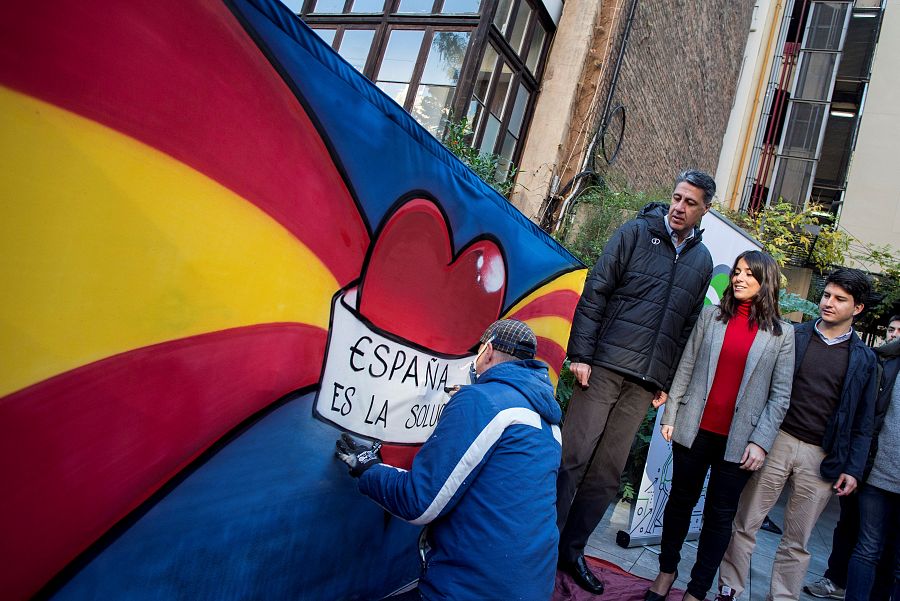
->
[0, 1, 585, 599]
[617, 210, 761, 547]
[317, 287, 474, 443]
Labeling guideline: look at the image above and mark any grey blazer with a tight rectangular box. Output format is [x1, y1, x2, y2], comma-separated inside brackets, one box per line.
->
[661, 304, 795, 463]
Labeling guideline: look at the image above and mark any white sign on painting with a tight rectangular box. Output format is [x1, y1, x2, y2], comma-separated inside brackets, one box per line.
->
[315, 287, 474, 444]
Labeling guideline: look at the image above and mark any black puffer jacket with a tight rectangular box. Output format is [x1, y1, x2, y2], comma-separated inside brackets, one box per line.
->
[567, 202, 713, 390]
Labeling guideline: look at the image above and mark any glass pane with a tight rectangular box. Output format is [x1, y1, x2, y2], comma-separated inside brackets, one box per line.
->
[280, 0, 303, 11]
[312, 28, 337, 46]
[837, 11, 879, 79]
[350, 0, 384, 11]
[313, 0, 345, 12]
[489, 62, 513, 118]
[770, 157, 816, 208]
[495, 132, 517, 181]
[479, 114, 502, 154]
[441, 0, 481, 13]
[507, 83, 529, 137]
[525, 23, 546, 73]
[397, 0, 433, 13]
[467, 99, 484, 133]
[376, 81, 410, 106]
[420, 31, 471, 85]
[337, 30, 375, 72]
[473, 46, 499, 102]
[804, 2, 849, 50]
[508, 5, 531, 54]
[781, 101, 827, 158]
[794, 51, 838, 101]
[493, 0, 514, 32]
[412, 84, 455, 136]
[377, 30, 425, 82]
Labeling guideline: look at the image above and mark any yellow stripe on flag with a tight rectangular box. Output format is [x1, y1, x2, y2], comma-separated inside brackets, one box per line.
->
[0, 87, 339, 397]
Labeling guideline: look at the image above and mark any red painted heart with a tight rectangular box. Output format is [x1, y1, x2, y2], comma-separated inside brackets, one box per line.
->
[358, 199, 506, 356]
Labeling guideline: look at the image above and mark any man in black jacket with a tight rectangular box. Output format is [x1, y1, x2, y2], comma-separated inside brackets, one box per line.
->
[717, 268, 877, 601]
[556, 169, 715, 594]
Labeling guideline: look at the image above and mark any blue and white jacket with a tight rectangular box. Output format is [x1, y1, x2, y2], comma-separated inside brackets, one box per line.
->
[359, 359, 563, 601]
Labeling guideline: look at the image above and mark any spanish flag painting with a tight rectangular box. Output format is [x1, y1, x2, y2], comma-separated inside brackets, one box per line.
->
[0, 1, 585, 598]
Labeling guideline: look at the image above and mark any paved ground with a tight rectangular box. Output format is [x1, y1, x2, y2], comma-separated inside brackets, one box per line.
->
[584, 489, 841, 600]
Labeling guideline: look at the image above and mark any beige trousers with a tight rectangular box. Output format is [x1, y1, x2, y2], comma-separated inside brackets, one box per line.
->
[719, 430, 835, 601]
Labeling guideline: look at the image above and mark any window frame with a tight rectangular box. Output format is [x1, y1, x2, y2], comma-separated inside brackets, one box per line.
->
[300, 0, 554, 173]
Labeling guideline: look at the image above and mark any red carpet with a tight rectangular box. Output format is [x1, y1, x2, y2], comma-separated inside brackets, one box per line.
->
[552, 555, 686, 600]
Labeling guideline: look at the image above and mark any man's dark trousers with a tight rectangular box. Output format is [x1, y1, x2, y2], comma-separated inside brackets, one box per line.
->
[846, 484, 900, 601]
[829, 490, 896, 600]
[557, 365, 654, 562]
[825, 494, 858, 588]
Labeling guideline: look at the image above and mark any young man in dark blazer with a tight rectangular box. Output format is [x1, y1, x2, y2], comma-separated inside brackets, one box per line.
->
[717, 268, 877, 601]
[804, 315, 900, 601]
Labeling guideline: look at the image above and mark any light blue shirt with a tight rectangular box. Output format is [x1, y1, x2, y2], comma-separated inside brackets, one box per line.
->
[813, 319, 854, 346]
[664, 216, 694, 256]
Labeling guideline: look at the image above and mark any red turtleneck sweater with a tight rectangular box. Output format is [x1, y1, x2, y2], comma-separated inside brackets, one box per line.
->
[699, 301, 758, 436]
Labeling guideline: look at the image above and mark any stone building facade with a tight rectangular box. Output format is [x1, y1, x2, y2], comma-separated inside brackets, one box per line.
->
[513, 0, 754, 221]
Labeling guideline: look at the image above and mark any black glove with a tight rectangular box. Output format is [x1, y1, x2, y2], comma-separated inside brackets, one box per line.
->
[335, 432, 382, 477]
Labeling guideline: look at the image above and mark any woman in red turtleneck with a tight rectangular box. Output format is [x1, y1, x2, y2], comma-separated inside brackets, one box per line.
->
[645, 251, 795, 601]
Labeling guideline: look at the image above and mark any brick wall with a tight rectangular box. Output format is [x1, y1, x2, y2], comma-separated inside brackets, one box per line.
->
[557, 0, 754, 197]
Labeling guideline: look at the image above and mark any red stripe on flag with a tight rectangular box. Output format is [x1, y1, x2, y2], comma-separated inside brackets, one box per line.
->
[536, 336, 567, 376]
[0, 323, 327, 600]
[0, 0, 368, 285]
[506, 290, 581, 322]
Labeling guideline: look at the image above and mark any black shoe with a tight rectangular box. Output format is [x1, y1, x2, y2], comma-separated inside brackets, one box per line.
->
[561, 555, 604, 595]
[643, 569, 677, 601]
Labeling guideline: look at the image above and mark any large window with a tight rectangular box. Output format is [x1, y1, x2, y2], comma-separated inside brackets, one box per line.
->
[467, 0, 549, 181]
[766, 0, 851, 209]
[296, 0, 553, 182]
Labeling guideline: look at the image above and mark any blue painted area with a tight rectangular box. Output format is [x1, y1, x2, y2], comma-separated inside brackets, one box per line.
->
[229, 0, 582, 309]
[54, 393, 420, 600]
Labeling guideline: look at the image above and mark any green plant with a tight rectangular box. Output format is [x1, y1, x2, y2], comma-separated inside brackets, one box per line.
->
[715, 201, 850, 271]
[559, 180, 665, 266]
[849, 243, 900, 328]
[555, 359, 575, 415]
[717, 201, 898, 327]
[441, 118, 516, 196]
[779, 290, 819, 318]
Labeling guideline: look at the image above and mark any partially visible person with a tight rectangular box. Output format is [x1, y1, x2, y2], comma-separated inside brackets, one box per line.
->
[843, 329, 900, 601]
[645, 251, 794, 601]
[334, 319, 561, 601]
[557, 170, 714, 594]
[716, 268, 877, 601]
[886, 315, 900, 343]
[803, 315, 900, 601]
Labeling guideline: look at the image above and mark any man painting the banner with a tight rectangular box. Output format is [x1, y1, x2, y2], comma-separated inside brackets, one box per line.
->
[334, 320, 562, 601]
[557, 170, 715, 594]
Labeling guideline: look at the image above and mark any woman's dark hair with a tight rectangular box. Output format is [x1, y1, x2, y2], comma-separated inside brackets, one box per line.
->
[717, 250, 783, 336]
